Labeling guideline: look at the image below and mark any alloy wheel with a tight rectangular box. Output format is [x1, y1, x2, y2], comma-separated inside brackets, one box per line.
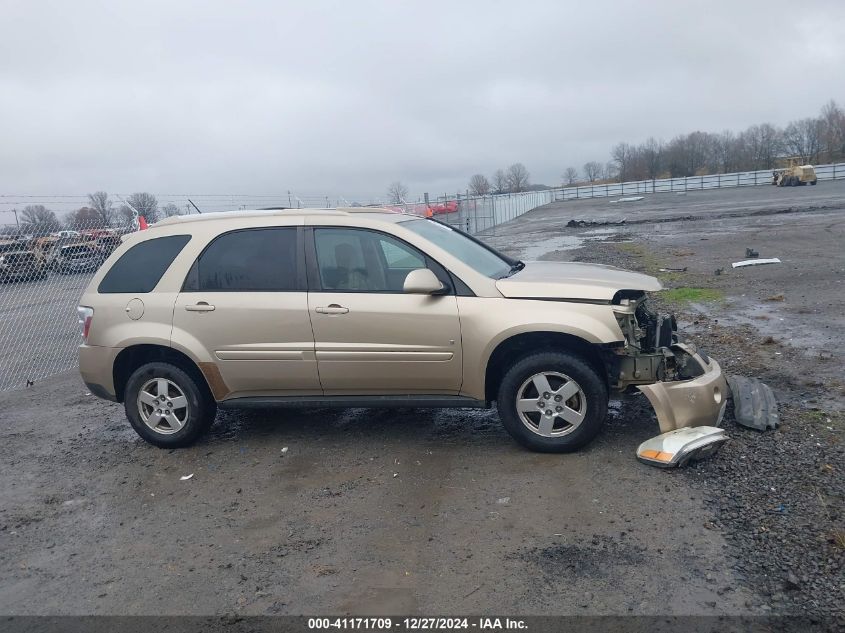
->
[137, 378, 189, 435]
[515, 371, 587, 437]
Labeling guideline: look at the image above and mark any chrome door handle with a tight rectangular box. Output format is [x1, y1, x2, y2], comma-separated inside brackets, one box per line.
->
[185, 302, 215, 312]
[315, 304, 349, 315]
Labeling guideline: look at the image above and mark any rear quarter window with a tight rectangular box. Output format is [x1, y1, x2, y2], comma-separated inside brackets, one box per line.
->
[98, 235, 191, 294]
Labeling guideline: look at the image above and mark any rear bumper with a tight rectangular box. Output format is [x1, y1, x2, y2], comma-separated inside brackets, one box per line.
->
[637, 345, 728, 433]
[79, 344, 120, 401]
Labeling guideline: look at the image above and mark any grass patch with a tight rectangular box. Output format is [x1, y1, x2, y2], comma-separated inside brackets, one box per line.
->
[612, 242, 665, 275]
[661, 287, 724, 304]
[616, 242, 646, 255]
[656, 271, 684, 284]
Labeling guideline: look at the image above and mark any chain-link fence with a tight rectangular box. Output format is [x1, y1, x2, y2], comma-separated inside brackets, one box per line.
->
[0, 189, 555, 392]
[0, 226, 105, 391]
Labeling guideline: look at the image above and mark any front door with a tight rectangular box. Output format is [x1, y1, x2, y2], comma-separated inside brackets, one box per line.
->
[172, 226, 321, 397]
[307, 227, 463, 395]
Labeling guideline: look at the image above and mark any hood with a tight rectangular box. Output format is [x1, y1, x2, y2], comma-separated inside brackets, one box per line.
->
[496, 261, 662, 301]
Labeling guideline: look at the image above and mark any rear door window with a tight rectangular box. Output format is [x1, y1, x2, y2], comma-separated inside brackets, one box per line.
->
[185, 228, 298, 291]
[98, 235, 191, 293]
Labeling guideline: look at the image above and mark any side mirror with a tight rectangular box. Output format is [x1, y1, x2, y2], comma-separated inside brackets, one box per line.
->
[403, 268, 446, 294]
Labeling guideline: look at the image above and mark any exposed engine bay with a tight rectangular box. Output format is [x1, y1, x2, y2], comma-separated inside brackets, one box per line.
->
[609, 290, 706, 390]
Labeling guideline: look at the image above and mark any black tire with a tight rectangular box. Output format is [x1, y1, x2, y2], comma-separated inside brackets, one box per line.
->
[497, 351, 608, 453]
[810, 179, 817, 185]
[124, 361, 217, 448]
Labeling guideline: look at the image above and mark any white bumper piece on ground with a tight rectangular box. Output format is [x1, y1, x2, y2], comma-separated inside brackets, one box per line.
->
[636, 426, 729, 468]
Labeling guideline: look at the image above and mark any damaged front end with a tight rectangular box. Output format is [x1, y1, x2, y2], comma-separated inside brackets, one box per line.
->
[609, 290, 729, 434]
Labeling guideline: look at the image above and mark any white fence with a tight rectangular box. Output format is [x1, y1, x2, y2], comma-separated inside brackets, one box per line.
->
[429, 161, 845, 235]
[550, 161, 845, 202]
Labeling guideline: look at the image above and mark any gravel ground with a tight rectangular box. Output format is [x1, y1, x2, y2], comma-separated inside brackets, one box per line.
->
[575, 240, 844, 625]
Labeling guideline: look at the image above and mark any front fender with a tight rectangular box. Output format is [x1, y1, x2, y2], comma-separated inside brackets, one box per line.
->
[457, 297, 625, 400]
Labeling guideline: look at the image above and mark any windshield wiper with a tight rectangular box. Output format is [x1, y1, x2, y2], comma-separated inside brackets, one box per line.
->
[502, 260, 525, 278]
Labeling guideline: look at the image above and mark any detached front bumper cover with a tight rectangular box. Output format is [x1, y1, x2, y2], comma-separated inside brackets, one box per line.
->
[636, 343, 729, 433]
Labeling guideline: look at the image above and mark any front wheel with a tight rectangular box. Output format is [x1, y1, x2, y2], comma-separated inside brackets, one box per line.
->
[497, 351, 608, 452]
[124, 362, 217, 448]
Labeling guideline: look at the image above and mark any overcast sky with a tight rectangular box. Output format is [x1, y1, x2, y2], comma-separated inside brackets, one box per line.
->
[1, 0, 844, 209]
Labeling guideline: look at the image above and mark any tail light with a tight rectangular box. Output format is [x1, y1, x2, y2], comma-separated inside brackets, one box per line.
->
[77, 306, 94, 342]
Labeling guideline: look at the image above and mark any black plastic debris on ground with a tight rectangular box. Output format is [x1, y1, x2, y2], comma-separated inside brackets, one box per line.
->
[727, 376, 780, 431]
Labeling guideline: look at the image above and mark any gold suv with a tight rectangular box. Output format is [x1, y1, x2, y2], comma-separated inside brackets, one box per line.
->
[78, 208, 727, 451]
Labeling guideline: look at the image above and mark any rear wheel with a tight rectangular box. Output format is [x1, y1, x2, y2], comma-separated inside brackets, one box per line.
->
[124, 362, 217, 448]
[497, 351, 608, 452]
[810, 179, 817, 185]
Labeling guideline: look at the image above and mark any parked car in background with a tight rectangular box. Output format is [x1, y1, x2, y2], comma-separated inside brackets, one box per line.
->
[94, 235, 122, 259]
[50, 240, 102, 274]
[429, 201, 459, 215]
[0, 239, 48, 282]
[52, 230, 82, 239]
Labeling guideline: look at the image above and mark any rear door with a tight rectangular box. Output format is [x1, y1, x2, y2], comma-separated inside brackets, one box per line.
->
[172, 226, 321, 397]
[306, 226, 463, 395]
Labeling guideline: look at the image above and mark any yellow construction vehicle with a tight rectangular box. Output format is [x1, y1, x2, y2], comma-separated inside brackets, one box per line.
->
[772, 158, 817, 187]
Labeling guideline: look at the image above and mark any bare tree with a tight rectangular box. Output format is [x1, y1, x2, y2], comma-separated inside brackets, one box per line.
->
[468, 174, 491, 196]
[583, 161, 602, 182]
[711, 131, 739, 173]
[121, 192, 159, 223]
[160, 203, 181, 218]
[87, 191, 115, 226]
[820, 100, 845, 162]
[563, 98, 845, 186]
[20, 205, 60, 234]
[492, 169, 509, 194]
[738, 123, 781, 170]
[563, 167, 579, 186]
[783, 118, 823, 163]
[69, 206, 100, 229]
[506, 163, 530, 192]
[387, 181, 409, 204]
[611, 143, 634, 182]
[641, 137, 664, 179]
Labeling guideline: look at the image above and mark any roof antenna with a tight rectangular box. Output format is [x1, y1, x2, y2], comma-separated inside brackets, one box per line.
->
[187, 198, 203, 214]
[116, 194, 142, 230]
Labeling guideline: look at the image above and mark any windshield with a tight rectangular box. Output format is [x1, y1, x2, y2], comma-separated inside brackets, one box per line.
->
[400, 219, 513, 279]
